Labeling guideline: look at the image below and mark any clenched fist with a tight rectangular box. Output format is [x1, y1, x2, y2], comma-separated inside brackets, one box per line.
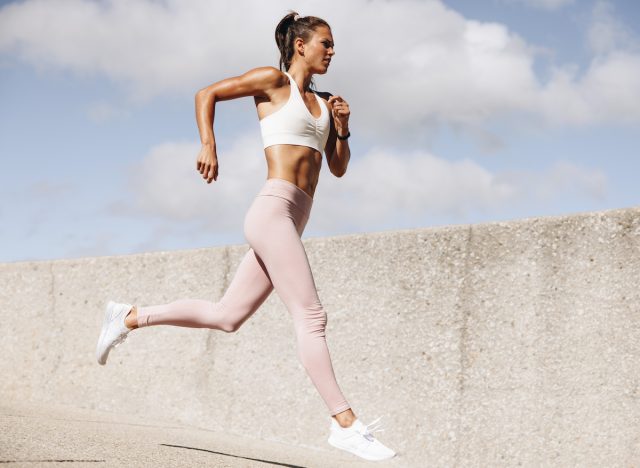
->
[196, 144, 219, 184]
[328, 95, 350, 134]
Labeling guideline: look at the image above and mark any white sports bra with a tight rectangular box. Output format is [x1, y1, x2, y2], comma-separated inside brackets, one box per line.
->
[259, 71, 330, 153]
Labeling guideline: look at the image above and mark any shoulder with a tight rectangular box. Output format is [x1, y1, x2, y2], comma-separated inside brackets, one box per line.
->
[244, 66, 288, 87]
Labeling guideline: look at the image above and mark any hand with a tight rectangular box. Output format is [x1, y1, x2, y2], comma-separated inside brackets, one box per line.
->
[328, 95, 350, 134]
[196, 144, 218, 183]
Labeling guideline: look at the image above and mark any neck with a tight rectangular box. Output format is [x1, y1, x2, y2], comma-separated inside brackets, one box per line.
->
[287, 67, 313, 92]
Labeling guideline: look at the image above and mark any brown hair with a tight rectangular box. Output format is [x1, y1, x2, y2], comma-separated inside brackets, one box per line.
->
[275, 11, 331, 91]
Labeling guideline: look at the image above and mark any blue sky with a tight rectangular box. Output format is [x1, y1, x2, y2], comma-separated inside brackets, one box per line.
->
[1, 0, 638, 263]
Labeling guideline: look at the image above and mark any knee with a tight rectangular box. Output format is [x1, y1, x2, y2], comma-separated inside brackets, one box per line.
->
[208, 301, 250, 333]
[219, 319, 242, 333]
[296, 306, 328, 337]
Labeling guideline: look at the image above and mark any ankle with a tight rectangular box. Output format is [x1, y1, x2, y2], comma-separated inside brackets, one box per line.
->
[333, 409, 356, 428]
[125, 305, 138, 330]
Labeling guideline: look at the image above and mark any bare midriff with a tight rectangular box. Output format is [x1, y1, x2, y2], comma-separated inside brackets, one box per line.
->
[265, 145, 323, 199]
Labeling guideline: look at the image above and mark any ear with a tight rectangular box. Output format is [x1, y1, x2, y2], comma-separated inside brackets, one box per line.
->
[294, 37, 305, 55]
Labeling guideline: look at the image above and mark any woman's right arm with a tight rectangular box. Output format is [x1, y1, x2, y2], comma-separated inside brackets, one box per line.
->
[194, 66, 282, 184]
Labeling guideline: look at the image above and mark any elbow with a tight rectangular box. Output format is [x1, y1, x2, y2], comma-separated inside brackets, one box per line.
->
[332, 166, 347, 178]
[194, 89, 203, 107]
[195, 87, 214, 104]
[328, 153, 348, 178]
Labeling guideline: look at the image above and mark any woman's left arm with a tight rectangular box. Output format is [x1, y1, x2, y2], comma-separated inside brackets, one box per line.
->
[326, 95, 351, 177]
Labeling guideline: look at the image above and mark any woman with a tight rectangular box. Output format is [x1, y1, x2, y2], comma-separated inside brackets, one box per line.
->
[95, 11, 395, 462]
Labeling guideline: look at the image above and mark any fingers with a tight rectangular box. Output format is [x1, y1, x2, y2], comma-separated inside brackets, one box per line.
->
[332, 102, 348, 112]
[204, 163, 217, 183]
[196, 159, 218, 183]
[329, 96, 349, 111]
[197, 160, 209, 175]
[331, 102, 350, 119]
[328, 96, 350, 124]
[208, 163, 218, 183]
[328, 95, 344, 106]
[196, 159, 205, 177]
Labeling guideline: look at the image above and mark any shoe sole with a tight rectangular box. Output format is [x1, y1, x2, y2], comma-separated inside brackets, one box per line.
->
[327, 435, 395, 461]
[96, 300, 116, 366]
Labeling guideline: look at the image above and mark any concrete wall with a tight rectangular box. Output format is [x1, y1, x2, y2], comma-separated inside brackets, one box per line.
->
[1, 206, 639, 467]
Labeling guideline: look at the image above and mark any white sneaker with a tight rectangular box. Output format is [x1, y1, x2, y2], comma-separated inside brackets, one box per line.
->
[96, 301, 134, 365]
[328, 416, 396, 461]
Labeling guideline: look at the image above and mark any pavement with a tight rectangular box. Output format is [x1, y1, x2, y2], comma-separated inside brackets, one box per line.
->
[0, 400, 407, 467]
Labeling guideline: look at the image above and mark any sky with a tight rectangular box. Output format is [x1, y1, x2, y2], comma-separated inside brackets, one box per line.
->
[0, 0, 639, 264]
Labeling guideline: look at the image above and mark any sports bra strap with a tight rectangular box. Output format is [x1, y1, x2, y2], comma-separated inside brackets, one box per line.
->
[282, 71, 294, 94]
[284, 71, 318, 97]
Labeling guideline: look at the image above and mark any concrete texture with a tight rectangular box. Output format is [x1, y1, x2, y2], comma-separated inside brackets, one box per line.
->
[1, 205, 639, 466]
[0, 400, 392, 467]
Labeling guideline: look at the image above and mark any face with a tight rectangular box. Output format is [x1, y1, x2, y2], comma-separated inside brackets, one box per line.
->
[296, 25, 335, 74]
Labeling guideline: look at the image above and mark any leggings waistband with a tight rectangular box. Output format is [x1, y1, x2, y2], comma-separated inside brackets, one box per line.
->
[258, 178, 313, 214]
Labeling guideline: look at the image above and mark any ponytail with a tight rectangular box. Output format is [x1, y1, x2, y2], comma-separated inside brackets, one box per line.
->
[274, 10, 331, 91]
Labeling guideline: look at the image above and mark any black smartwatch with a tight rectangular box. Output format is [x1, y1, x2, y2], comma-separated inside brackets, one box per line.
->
[337, 130, 351, 140]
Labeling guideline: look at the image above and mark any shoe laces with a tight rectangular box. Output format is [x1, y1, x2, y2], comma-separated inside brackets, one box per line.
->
[358, 416, 386, 442]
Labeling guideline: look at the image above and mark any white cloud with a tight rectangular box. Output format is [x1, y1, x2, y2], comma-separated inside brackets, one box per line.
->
[118, 138, 605, 238]
[111, 133, 266, 233]
[311, 147, 517, 231]
[540, 161, 607, 201]
[1, 0, 638, 142]
[0, 0, 276, 102]
[498, 161, 607, 204]
[536, 50, 640, 125]
[115, 138, 519, 233]
[588, 1, 639, 56]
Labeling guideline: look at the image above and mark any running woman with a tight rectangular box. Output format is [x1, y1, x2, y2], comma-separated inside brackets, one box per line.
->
[96, 11, 396, 462]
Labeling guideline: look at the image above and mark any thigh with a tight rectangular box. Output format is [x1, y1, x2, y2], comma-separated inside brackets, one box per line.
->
[218, 246, 274, 325]
[244, 196, 320, 311]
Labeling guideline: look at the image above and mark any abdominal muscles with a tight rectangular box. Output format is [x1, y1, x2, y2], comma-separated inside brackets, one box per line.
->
[265, 145, 322, 195]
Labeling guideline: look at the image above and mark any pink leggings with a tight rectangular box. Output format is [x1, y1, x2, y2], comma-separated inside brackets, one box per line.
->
[136, 178, 351, 416]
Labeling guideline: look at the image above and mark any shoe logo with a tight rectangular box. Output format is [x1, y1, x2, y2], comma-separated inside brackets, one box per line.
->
[361, 431, 375, 442]
[109, 304, 123, 321]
